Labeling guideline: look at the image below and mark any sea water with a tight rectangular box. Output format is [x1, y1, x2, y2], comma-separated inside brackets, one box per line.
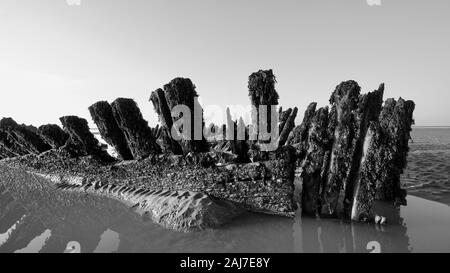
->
[403, 127, 450, 205]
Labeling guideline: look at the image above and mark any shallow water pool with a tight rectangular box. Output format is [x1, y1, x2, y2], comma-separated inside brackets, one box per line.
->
[1, 167, 449, 253]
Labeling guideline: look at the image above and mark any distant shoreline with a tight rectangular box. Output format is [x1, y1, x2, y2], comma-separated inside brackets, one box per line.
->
[412, 126, 450, 129]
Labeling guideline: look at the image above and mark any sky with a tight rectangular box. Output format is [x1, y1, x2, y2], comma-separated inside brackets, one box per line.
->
[0, 0, 449, 128]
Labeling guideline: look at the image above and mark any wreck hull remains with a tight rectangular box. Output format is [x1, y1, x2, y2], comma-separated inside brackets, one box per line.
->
[0, 72, 416, 229]
[1, 145, 297, 218]
[289, 81, 415, 221]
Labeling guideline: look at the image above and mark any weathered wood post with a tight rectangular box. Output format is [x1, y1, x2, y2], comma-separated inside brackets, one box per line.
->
[248, 69, 279, 143]
[286, 102, 317, 159]
[60, 115, 114, 161]
[110, 98, 161, 159]
[89, 101, 134, 160]
[0, 118, 51, 155]
[320, 80, 362, 217]
[343, 85, 384, 216]
[149, 88, 183, 155]
[37, 124, 69, 149]
[300, 107, 330, 215]
[278, 107, 298, 147]
[351, 97, 415, 221]
[163, 78, 209, 153]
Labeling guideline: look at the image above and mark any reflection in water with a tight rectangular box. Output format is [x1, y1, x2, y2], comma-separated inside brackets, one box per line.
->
[64, 241, 81, 253]
[0, 167, 449, 253]
[94, 229, 120, 253]
[0, 167, 136, 253]
[0, 215, 26, 248]
[15, 229, 51, 253]
[295, 206, 411, 253]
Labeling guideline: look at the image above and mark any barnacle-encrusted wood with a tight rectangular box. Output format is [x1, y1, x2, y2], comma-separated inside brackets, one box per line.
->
[351, 97, 415, 221]
[290, 81, 414, 221]
[163, 78, 209, 153]
[37, 124, 69, 149]
[89, 101, 134, 160]
[0, 72, 416, 225]
[0, 118, 51, 156]
[299, 107, 330, 215]
[111, 98, 161, 159]
[59, 115, 114, 162]
[2, 145, 298, 217]
[248, 69, 279, 141]
[149, 88, 183, 155]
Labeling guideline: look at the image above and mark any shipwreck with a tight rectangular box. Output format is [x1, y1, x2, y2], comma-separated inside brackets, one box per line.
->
[0, 70, 415, 231]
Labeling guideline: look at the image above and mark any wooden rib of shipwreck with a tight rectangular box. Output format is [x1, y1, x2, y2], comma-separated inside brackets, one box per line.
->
[1, 144, 297, 217]
[0, 69, 416, 231]
[0, 166, 244, 233]
[290, 80, 415, 221]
